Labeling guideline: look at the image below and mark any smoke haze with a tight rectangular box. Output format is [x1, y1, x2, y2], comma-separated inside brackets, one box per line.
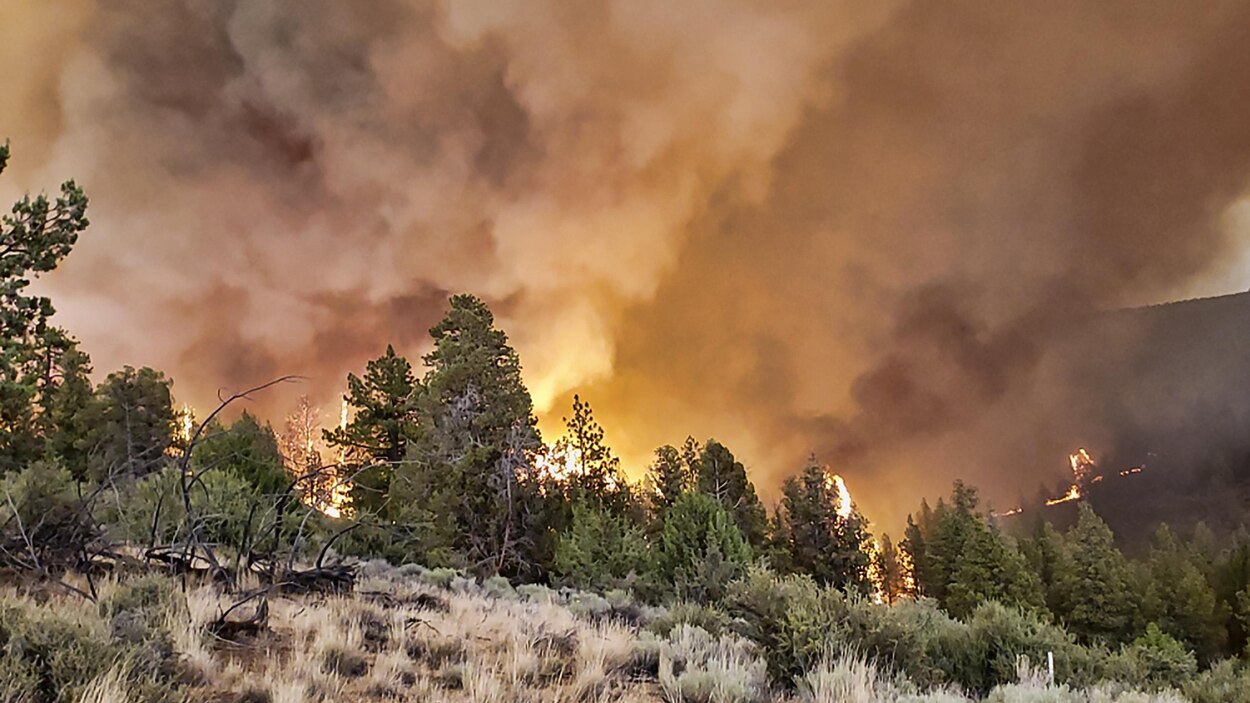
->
[6, 0, 1250, 526]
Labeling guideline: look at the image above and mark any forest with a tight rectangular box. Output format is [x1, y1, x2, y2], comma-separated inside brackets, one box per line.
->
[4, 144, 1250, 702]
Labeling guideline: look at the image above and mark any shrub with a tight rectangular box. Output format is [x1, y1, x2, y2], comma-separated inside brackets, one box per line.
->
[658, 624, 769, 703]
[1182, 658, 1250, 703]
[1107, 625, 1197, 690]
[649, 602, 732, 638]
[724, 566, 849, 687]
[0, 589, 183, 703]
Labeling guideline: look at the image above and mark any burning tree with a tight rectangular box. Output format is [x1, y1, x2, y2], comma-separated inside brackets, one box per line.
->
[772, 458, 874, 595]
[279, 395, 349, 518]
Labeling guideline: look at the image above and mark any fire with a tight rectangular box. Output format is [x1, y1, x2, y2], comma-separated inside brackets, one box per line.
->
[1119, 466, 1143, 476]
[178, 404, 195, 446]
[993, 507, 1023, 518]
[279, 395, 352, 519]
[532, 443, 584, 483]
[1045, 447, 1095, 506]
[824, 471, 854, 519]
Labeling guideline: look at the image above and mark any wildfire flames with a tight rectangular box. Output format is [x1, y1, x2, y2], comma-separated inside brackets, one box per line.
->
[1044, 448, 1096, 506]
[279, 396, 352, 519]
[824, 471, 855, 520]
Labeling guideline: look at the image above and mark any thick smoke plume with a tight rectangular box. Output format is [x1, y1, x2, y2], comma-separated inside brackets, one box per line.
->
[5, 0, 1250, 526]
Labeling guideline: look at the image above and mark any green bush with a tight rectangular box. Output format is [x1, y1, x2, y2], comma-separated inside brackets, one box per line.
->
[1183, 658, 1250, 703]
[112, 466, 263, 550]
[1107, 625, 1197, 691]
[658, 624, 768, 703]
[649, 602, 731, 638]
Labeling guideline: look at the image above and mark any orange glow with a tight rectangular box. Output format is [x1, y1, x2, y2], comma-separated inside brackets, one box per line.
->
[993, 507, 1023, 518]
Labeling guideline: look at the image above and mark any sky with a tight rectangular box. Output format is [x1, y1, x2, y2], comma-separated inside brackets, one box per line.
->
[5, 0, 1250, 527]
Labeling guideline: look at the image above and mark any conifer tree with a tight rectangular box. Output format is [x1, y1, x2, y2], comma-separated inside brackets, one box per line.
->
[1051, 502, 1139, 644]
[325, 345, 420, 514]
[773, 459, 873, 594]
[945, 520, 1044, 618]
[0, 143, 89, 472]
[645, 440, 696, 519]
[77, 366, 175, 482]
[402, 295, 543, 576]
[553, 394, 632, 516]
[875, 533, 909, 604]
[43, 343, 94, 479]
[1142, 524, 1226, 661]
[655, 491, 753, 601]
[194, 412, 288, 495]
[693, 439, 769, 549]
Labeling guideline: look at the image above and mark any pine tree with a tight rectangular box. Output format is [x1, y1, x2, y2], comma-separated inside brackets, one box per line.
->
[1019, 518, 1067, 613]
[655, 491, 753, 601]
[1142, 524, 1226, 661]
[553, 394, 632, 515]
[325, 345, 420, 515]
[0, 143, 89, 473]
[773, 460, 873, 595]
[945, 520, 1044, 618]
[554, 501, 649, 592]
[645, 443, 691, 517]
[693, 439, 769, 549]
[403, 295, 543, 576]
[901, 500, 934, 597]
[43, 343, 94, 479]
[874, 533, 909, 604]
[77, 366, 175, 482]
[1052, 502, 1139, 644]
[194, 412, 288, 495]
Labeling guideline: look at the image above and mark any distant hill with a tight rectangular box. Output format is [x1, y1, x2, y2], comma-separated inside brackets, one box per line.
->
[1010, 290, 1250, 548]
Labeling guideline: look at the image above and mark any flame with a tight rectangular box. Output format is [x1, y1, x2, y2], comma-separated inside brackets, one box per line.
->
[993, 507, 1023, 518]
[1045, 447, 1095, 506]
[532, 442, 584, 483]
[178, 404, 194, 446]
[1119, 466, 1144, 476]
[834, 475, 853, 519]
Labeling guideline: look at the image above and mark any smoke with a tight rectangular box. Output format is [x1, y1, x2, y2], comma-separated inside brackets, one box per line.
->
[6, 0, 1250, 526]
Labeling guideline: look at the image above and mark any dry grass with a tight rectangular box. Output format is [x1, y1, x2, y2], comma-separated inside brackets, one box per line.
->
[0, 571, 1216, 703]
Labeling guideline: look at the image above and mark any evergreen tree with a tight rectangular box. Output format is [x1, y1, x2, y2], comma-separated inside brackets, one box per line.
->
[874, 533, 909, 604]
[645, 437, 699, 521]
[1141, 525, 1227, 661]
[553, 394, 632, 515]
[325, 345, 420, 514]
[193, 412, 288, 495]
[403, 295, 543, 576]
[0, 143, 89, 472]
[77, 367, 175, 482]
[1051, 502, 1139, 644]
[945, 520, 1044, 618]
[773, 460, 873, 595]
[1019, 518, 1067, 614]
[43, 343, 94, 478]
[1213, 528, 1250, 657]
[693, 439, 769, 549]
[655, 491, 753, 602]
[901, 500, 934, 598]
[554, 501, 649, 592]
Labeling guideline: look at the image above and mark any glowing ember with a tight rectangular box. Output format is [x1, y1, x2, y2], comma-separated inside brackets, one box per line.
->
[1119, 466, 1144, 476]
[993, 507, 1023, 518]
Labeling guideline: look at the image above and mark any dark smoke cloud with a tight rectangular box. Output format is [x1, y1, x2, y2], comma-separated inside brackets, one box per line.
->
[5, 0, 1250, 527]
